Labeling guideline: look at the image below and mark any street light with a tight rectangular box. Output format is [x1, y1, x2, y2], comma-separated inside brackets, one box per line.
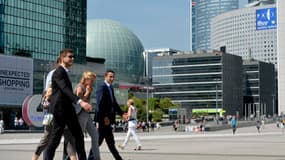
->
[272, 94, 275, 117]
[215, 83, 218, 123]
[143, 76, 154, 123]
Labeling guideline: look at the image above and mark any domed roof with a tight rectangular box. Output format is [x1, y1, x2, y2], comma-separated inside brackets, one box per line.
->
[87, 19, 144, 83]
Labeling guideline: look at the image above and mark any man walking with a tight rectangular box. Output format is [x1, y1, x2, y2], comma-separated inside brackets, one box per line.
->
[44, 49, 91, 160]
[90, 70, 123, 160]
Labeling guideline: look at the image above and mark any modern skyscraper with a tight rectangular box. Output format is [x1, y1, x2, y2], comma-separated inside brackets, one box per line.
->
[192, 0, 239, 51]
[0, 0, 88, 129]
[0, 0, 87, 64]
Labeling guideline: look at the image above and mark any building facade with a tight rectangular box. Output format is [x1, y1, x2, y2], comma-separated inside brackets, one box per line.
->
[248, 0, 275, 5]
[192, 0, 239, 51]
[211, 4, 277, 67]
[143, 48, 180, 79]
[152, 52, 243, 116]
[0, 0, 89, 129]
[243, 60, 276, 118]
[0, 0, 87, 63]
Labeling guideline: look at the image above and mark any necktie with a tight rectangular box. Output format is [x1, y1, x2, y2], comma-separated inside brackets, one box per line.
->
[108, 85, 114, 113]
[108, 85, 114, 103]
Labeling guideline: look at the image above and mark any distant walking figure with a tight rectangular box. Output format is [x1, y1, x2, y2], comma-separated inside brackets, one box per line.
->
[256, 120, 261, 133]
[119, 99, 142, 150]
[231, 115, 237, 135]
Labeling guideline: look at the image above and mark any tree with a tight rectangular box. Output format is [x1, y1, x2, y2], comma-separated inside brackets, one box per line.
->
[159, 98, 178, 114]
[152, 109, 163, 122]
[148, 97, 159, 111]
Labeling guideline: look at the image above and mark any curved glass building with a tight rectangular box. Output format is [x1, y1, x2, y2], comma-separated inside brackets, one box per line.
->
[192, 0, 239, 51]
[87, 19, 144, 83]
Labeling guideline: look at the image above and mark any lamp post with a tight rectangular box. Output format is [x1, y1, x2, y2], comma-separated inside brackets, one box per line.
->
[215, 83, 218, 123]
[144, 76, 154, 123]
[272, 94, 275, 117]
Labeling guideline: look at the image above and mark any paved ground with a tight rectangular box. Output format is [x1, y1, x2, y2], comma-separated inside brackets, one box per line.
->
[0, 123, 284, 160]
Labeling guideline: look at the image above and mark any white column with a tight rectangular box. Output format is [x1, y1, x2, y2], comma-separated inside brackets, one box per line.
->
[277, 0, 285, 115]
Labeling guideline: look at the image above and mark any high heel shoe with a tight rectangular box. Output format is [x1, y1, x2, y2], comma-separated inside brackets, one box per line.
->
[134, 145, 142, 150]
[118, 144, 125, 150]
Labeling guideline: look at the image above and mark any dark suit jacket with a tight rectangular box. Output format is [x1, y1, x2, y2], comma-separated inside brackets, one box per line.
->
[49, 66, 79, 115]
[95, 82, 123, 125]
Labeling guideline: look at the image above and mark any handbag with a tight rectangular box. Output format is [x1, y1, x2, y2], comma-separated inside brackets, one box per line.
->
[42, 114, 53, 126]
[36, 101, 44, 112]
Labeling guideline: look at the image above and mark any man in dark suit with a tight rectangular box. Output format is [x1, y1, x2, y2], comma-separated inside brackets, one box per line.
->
[89, 70, 123, 160]
[44, 49, 92, 160]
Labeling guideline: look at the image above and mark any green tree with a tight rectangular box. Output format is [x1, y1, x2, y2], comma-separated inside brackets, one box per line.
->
[159, 98, 178, 114]
[152, 109, 163, 122]
[148, 97, 159, 111]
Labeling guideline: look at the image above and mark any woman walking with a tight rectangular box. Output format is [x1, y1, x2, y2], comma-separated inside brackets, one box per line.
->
[64, 71, 100, 160]
[119, 99, 142, 150]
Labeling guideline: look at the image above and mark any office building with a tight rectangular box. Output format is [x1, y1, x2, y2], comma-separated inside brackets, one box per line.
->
[243, 59, 276, 118]
[211, 4, 277, 67]
[152, 52, 243, 115]
[143, 48, 180, 79]
[192, 0, 239, 51]
[0, 0, 90, 128]
[0, 0, 87, 63]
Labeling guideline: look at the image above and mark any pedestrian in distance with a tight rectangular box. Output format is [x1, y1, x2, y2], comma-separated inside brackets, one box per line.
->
[118, 99, 142, 151]
[231, 115, 237, 135]
[88, 70, 123, 160]
[44, 48, 92, 160]
[256, 120, 261, 133]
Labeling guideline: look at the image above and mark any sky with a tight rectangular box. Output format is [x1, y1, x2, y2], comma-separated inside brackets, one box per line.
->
[87, 0, 248, 51]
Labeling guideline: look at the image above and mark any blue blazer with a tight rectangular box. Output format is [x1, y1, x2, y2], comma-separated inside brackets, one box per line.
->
[95, 82, 123, 125]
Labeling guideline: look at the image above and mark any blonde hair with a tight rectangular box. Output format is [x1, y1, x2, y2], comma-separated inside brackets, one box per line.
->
[127, 99, 134, 106]
[80, 71, 96, 84]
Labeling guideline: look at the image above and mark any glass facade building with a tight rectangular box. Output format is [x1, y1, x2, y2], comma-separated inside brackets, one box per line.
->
[0, 0, 88, 129]
[192, 0, 239, 51]
[0, 0, 87, 64]
[152, 52, 243, 115]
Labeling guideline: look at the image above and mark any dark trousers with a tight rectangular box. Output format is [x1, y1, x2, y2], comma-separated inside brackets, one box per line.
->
[44, 111, 86, 160]
[89, 125, 122, 160]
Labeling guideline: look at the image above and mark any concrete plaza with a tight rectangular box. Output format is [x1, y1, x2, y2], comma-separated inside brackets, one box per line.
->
[0, 123, 284, 160]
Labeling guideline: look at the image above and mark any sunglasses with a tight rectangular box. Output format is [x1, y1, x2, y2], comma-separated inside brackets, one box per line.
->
[67, 55, 74, 59]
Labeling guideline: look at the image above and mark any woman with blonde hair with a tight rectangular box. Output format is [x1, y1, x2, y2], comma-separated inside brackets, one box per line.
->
[119, 98, 142, 150]
[64, 71, 101, 160]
